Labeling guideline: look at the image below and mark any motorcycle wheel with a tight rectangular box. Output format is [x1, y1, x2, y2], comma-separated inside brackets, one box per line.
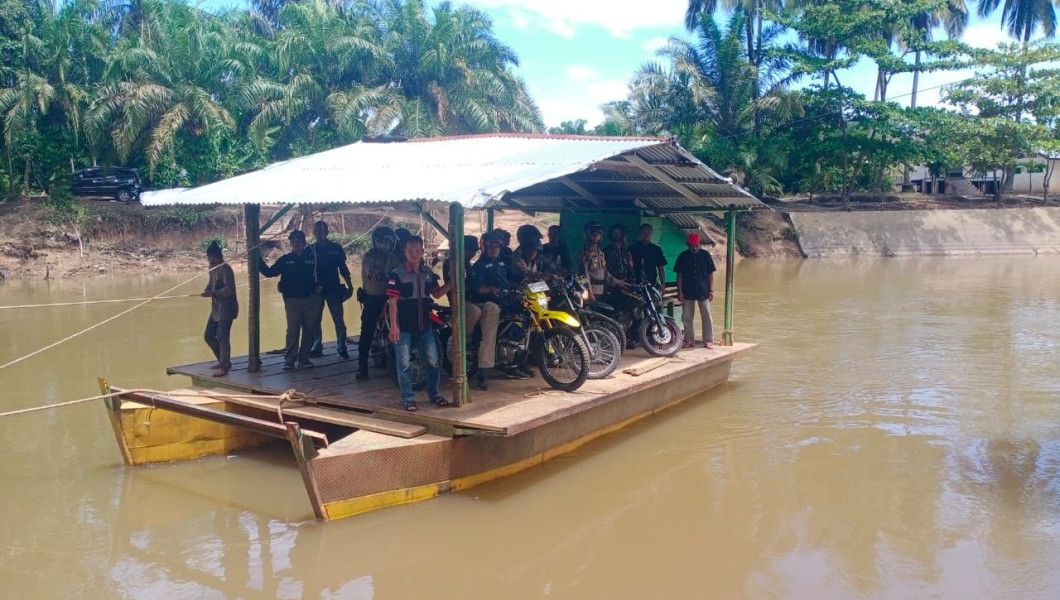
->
[388, 331, 438, 390]
[637, 315, 683, 357]
[536, 327, 589, 392]
[439, 329, 480, 379]
[581, 311, 627, 352]
[583, 325, 621, 379]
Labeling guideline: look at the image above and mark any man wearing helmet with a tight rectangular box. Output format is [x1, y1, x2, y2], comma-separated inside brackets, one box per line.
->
[510, 224, 555, 284]
[442, 235, 500, 390]
[355, 226, 400, 380]
[577, 221, 628, 298]
[469, 231, 531, 380]
[604, 224, 633, 282]
[308, 220, 354, 361]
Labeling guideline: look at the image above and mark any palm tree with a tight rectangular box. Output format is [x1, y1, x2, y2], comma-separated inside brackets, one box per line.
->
[359, 0, 542, 137]
[85, 0, 243, 176]
[978, 0, 1057, 42]
[909, 0, 968, 109]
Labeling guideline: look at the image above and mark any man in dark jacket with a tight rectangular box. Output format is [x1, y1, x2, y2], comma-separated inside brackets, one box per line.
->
[629, 223, 668, 288]
[259, 229, 322, 370]
[309, 221, 354, 360]
[469, 232, 530, 380]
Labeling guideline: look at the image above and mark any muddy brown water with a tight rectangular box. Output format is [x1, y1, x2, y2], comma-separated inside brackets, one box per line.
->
[2, 257, 1060, 599]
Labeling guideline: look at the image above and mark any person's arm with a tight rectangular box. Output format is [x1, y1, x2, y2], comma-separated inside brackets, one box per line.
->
[656, 249, 668, 288]
[676, 273, 684, 303]
[707, 272, 714, 301]
[387, 275, 401, 342]
[338, 246, 354, 296]
[258, 256, 278, 278]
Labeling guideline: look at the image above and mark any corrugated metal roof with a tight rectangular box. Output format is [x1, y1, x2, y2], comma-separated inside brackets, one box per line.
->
[141, 133, 763, 211]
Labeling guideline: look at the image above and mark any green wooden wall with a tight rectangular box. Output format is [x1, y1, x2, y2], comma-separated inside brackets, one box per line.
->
[558, 213, 692, 285]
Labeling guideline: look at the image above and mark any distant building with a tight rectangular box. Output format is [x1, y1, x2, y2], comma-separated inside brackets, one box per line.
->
[908, 152, 1060, 196]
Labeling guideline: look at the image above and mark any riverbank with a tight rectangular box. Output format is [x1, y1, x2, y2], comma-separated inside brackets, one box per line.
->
[3, 191, 1056, 279]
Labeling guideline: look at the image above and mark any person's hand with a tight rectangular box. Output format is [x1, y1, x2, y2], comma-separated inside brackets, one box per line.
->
[389, 326, 400, 343]
[343, 286, 354, 301]
[677, 294, 684, 303]
[201, 291, 212, 298]
[708, 291, 714, 301]
[618, 280, 630, 289]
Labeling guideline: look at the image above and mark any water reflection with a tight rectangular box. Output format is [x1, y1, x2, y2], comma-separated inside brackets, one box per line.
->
[3, 256, 1060, 597]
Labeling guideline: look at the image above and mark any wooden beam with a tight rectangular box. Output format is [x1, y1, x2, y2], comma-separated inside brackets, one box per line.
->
[624, 154, 704, 205]
[557, 176, 604, 205]
[415, 205, 450, 241]
[244, 204, 262, 373]
[260, 203, 295, 233]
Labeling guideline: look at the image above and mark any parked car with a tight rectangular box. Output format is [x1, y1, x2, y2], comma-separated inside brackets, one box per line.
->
[70, 167, 142, 203]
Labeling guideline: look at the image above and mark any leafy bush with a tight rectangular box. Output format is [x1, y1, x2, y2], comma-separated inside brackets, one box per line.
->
[148, 206, 212, 231]
[330, 232, 372, 253]
[44, 184, 88, 227]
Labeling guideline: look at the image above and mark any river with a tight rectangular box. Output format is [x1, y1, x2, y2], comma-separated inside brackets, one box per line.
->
[2, 256, 1059, 599]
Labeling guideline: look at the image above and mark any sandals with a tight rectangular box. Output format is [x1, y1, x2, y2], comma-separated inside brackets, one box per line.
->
[403, 400, 418, 412]
[430, 396, 451, 407]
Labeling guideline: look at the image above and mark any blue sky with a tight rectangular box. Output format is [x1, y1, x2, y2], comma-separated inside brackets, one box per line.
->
[456, 0, 1031, 127]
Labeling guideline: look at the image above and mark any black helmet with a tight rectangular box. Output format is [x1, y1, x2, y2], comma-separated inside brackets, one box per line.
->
[462, 234, 479, 252]
[394, 227, 411, 241]
[481, 231, 503, 246]
[584, 221, 604, 237]
[372, 226, 395, 245]
[516, 224, 542, 247]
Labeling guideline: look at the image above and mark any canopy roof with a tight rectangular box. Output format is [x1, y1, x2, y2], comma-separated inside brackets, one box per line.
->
[141, 133, 763, 212]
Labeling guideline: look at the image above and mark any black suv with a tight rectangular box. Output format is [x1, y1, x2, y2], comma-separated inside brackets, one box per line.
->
[70, 167, 142, 203]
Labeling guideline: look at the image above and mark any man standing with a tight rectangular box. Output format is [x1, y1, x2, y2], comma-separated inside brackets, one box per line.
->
[259, 230, 322, 370]
[673, 233, 716, 349]
[541, 224, 572, 272]
[577, 221, 626, 300]
[604, 224, 633, 282]
[356, 227, 399, 380]
[309, 221, 354, 360]
[629, 223, 668, 288]
[202, 241, 238, 377]
[387, 236, 451, 412]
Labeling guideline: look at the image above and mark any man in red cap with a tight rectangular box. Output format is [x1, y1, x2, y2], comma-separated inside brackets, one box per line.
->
[673, 233, 716, 349]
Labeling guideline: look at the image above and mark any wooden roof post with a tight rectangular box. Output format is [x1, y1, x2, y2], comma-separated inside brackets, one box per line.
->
[245, 203, 262, 372]
[447, 204, 468, 407]
[449, 202, 470, 405]
[722, 207, 736, 346]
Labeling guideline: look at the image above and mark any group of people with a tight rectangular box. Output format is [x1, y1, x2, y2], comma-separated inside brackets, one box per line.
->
[199, 218, 719, 412]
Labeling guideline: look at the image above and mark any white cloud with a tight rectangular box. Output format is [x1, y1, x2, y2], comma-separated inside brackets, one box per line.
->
[533, 77, 630, 127]
[642, 36, 669, 53]
[565, 65, 601, 82]
[462, 0, 688, 38]
[960, 22, 1013, 50]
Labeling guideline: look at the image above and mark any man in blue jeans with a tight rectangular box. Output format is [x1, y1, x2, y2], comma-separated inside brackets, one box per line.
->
[387, 236, 452, 412]
[309, 220, 354, 359]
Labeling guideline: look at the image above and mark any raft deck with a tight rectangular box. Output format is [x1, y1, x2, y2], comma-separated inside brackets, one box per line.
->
[167, 341, 755, 438]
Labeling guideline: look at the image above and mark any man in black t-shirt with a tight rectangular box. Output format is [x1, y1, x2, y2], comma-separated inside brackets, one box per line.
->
[673, 233, 716, 349]
[628, 223, 668, 288]
[309, 221, 354, 360]
[259, 230, 323, 369]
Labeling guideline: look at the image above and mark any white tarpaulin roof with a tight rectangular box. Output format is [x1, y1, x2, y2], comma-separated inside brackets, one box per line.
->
[141, 133, 763, 211]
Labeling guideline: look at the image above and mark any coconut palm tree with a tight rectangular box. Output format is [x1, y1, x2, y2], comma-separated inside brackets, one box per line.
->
[85, 0, 244, 176]
[978, 0, 1057, 42]
[358, 0, 542, 137]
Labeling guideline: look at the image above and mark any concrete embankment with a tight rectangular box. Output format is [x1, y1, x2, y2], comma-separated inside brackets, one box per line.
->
[789, 207, 1060, 257]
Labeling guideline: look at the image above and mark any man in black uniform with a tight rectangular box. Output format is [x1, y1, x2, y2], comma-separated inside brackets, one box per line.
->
[469, 231, 530, 380]
[356, 227, 399, 380]
[309, 221, 354, 360]
[259, 230, 322, 370]
[629, 223, 668, 288]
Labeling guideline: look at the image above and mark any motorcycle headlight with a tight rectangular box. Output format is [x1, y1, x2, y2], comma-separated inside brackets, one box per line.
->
[536, 297, 549, 310]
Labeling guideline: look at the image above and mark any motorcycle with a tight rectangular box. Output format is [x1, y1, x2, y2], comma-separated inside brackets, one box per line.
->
[546, 274, 623, 379]
[588, 282, 683, 357]
[443, 280, 591, 392]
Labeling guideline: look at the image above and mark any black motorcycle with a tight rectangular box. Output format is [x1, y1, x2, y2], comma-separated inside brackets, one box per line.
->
[547, 274, 624, 379]
[588, 282, 683, 357]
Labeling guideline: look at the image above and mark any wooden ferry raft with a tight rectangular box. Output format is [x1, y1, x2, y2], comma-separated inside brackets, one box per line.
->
[104, 342, 754, 521]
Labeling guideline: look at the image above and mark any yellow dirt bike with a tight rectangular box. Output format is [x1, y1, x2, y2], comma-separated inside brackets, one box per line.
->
[444, 280, 591, 392]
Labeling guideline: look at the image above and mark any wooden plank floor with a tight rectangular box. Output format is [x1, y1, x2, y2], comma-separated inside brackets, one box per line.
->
[167, 340, 756, 436]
